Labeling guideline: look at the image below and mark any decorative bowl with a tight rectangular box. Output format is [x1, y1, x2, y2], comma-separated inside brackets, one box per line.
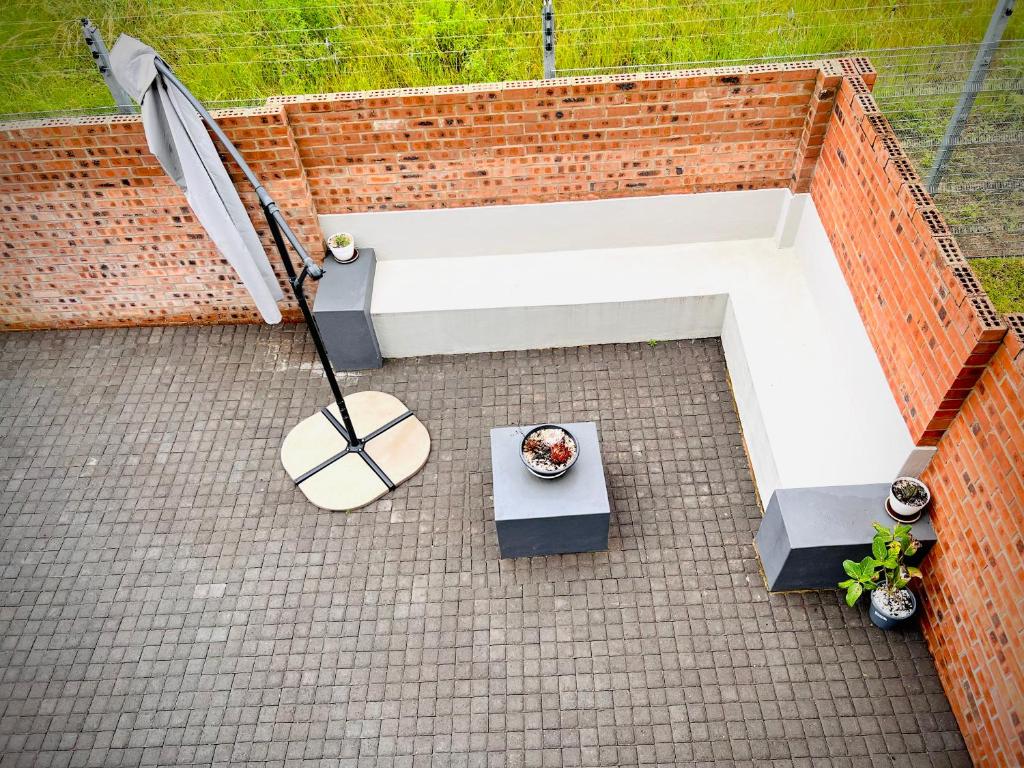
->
[519, 424, 580, 480]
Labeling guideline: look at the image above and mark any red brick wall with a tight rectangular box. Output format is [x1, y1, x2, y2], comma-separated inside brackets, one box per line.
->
[809, 68, 1023, 767]
[0, 107, 320, 330]
[918, 321, 1024, 767]
[277, 64, 831, 213]
[0, 65, 833, 330]
[1, 66, 834, 330]
[810, 75, 1006, 446]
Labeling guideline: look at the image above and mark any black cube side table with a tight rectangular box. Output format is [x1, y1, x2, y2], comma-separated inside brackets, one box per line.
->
[311, 247, 383, 371]
[490, 421, 611, 558]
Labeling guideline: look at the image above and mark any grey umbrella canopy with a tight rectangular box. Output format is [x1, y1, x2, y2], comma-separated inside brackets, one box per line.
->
[109, 35, 284, 323]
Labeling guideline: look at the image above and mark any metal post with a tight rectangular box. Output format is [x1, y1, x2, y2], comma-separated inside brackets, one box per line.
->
[542, 0, 556, 78]
[80, 18, 136, 114]
[265, 213, 360, 445]
[926, 0, 1015, 193]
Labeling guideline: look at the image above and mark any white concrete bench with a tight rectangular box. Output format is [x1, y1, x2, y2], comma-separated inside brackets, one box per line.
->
[320, 191, 932, 507]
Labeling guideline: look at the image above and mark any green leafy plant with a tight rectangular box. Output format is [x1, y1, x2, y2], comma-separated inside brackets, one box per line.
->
[872, 522, 922, 591]
[838, 522, 922, 608]
[329, 233, 352, 248]
[838, 556, 878, 608]
[647, 339, 659, 347]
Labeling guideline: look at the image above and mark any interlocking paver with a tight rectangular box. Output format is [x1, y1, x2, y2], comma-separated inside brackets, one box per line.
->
[0, 325, 970, 767]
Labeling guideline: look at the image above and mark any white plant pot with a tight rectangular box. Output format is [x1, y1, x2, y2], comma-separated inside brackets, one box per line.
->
[328, 234, 356, 263]
[888, 476, 930, 521]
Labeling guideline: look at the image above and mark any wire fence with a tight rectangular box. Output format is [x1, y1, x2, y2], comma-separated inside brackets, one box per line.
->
[0, 0, 1010, 113]
[0, 0, 1020, 306]
[868, 40, 1023, 279]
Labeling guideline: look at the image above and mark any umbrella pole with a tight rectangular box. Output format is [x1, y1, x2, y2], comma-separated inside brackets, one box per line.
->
[264, 210, 361, 447]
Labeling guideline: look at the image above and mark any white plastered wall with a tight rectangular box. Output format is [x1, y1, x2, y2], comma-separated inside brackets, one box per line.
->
[319, 190, 932, 503]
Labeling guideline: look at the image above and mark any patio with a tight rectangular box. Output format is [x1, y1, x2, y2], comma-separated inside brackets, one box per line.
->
[0, 325, 969, 767]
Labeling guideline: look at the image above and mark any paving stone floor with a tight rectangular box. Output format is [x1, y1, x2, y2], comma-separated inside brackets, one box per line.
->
[0, 325, 970, 768]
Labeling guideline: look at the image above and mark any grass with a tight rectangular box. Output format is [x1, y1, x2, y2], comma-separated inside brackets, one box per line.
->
[0, 0, 1014, 115]
[971, 259, 1024, 315]
[878, 82, 1024, 314]
[0, 0, 1021, 312]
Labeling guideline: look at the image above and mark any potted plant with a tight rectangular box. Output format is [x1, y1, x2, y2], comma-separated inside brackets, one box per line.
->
[839, 522, 922, 630]
[327, 232, 356, 263]
[888, 476, 930, 522]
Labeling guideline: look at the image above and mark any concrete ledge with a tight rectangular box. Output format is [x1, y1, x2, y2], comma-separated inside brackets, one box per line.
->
[756, 483, 937, 592]
[321, 190, 789, 260]
[320, 190, 930, 504]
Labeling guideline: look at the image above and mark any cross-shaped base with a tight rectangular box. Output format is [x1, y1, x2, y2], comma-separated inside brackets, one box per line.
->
[281, 391, 430, 511]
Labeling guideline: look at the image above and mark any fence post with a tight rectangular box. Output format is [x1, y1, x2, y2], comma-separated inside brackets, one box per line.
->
[926, 0, 1015, 193]
[541, 0, 556, 78]
[80, 18, 136, 114]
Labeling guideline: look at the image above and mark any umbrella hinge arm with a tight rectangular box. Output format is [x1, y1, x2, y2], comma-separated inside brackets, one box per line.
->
[260, 199, 324, 281]
[292, 262, 324, 288]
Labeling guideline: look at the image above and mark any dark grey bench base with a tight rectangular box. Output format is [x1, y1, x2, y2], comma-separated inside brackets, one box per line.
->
[755, 483, 936, 592]
[490, 422, 611, 560]
[311, 247, 383, 371]
[496, 513, 609, 559]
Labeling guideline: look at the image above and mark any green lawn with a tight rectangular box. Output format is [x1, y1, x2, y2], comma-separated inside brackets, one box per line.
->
[0, 0, 1012, 114]
[971, 259, 1024, 315]
[1, 0, 1020, 312]
[877, 83, 1024, 315]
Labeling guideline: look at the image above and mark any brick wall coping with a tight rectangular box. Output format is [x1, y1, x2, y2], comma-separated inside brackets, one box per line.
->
[0, 57, 858, 131]
[268, 59, 841, 105]
[0, 103, 284, 132]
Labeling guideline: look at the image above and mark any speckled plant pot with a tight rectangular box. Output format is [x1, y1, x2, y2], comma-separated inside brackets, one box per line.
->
[869, 588, 917, 630]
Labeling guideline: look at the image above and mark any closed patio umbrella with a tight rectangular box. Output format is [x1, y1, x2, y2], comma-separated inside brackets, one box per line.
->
[105, 34, 430, 511]
[110, 35, 284, 323]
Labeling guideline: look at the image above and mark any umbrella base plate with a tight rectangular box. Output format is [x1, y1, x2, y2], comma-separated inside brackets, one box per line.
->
[281, 391, 430, 511]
